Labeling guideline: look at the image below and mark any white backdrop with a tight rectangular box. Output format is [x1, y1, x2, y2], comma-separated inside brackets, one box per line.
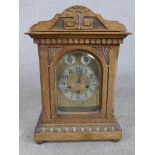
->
[20, 0, 134, 155]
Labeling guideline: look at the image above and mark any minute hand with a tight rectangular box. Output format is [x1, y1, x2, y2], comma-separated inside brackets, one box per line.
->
[76, 71, 82, 84]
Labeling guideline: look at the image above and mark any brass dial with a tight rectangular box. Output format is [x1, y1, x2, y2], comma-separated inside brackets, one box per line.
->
[58, 64, 98, 101]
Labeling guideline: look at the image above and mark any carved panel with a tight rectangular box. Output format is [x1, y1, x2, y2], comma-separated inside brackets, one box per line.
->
[94, 46, 111, 65]
[47, 47, 62, 65]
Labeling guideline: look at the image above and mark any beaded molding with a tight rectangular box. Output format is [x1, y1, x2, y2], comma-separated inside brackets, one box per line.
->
[34, 38, 123, 45]
[36, 124, 121, 133]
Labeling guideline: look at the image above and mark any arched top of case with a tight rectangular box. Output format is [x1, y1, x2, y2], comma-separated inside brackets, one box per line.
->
[29, 5, 128, 34]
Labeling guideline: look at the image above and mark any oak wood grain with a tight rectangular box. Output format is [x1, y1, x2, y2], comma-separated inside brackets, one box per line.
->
[26, 5, 130, 143]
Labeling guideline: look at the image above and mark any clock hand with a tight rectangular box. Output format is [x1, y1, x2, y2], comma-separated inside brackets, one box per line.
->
[68, 85, 71, 89]
[86, 84, 89, 88]
[69, 83, 88, 87]
[59, 83, 85, 88]
[79, 72, 82, 83]
[76, 71, 82, 84]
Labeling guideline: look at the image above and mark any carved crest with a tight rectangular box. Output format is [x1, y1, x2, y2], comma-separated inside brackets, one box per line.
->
[30, 5, 127, 32]
[63, 11, 93, 30]
[64, 5, 92, 13]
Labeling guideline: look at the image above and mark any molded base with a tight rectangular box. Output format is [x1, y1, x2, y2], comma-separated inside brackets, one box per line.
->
[34, 116, 122, 143]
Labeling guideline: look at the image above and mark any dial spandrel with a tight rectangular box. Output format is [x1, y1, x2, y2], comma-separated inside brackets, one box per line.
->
[56, 50, 101, 112]
[64, 54, 75, 65]
[81, 55, 92, 65]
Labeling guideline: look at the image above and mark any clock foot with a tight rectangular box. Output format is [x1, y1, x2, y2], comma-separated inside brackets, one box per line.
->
[35, 140, 42, 144]
[111, 139, 120, 142]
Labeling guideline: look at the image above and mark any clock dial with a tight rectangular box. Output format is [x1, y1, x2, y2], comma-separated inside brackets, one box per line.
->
[56, 50, 101, 112]
[58, 64, 98, 101]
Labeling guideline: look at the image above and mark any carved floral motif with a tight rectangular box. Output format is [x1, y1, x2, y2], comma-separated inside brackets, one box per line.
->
[64, 5, 92, 14]
[94, 46, 111, 65]
[47, 47, 61, 65]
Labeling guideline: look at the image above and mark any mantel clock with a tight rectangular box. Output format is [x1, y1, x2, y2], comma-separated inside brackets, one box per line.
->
[26, 5, 130, 143]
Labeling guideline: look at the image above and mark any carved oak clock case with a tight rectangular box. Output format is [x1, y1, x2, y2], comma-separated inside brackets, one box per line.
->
[26, 5, 130, 143]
